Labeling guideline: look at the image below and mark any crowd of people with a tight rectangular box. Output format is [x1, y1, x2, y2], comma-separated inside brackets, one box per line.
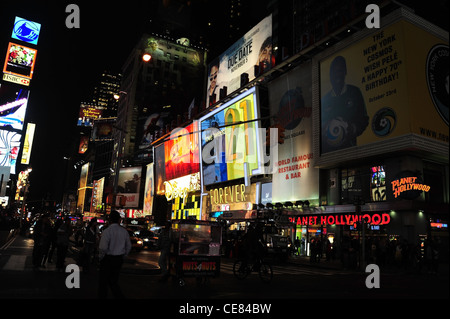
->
[288, 235, 443, 274]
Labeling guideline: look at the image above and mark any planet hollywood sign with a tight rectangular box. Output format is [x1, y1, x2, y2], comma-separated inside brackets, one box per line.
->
[289, 213, 391, 226]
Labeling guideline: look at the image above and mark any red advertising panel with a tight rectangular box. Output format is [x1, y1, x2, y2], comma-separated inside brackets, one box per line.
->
[164, 122, 200, 181]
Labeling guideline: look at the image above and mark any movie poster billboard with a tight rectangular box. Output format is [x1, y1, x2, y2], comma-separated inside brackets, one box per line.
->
[136, 112, 169, 161]
[200, 87, 263, 186]
[0, 129, 21, 174]
[319, 20, 448, 155]
[206, 15, 272, 107]
[0, 83, 29, 131]
[117, 166, 141, 207]
[268, 62, 319, 203]
[153, 143, 166, 196]
[143, 163, 154, 216]
[3, 42, 37, 80]
[164, 122, 199, 181]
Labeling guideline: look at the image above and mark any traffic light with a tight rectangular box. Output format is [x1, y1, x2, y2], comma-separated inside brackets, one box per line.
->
[277, 124, 285, 144]
[265, 124, 285, 145]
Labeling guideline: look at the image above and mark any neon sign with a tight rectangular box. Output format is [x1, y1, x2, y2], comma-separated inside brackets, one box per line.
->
[289, 213, 391, 226]
[391, 177, 430, 198]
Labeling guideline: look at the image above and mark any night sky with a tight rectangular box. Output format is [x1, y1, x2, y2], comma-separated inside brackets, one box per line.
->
[0, 1, 166, 204]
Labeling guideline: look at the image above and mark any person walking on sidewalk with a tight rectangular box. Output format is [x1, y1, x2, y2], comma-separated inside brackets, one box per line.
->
[158, 221, 172, 282]
[98, 211, 131, 299]
[81, 218, 98, 273]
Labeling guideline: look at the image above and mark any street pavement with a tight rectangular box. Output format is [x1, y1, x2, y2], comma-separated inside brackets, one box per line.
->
[0, 234, 448, 303]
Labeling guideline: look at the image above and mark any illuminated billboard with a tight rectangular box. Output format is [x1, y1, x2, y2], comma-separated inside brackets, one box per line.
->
[117, 166, 142, 208]
[11, 17, 41, 46]
[20, 123, 36, 164]
[0, 84, 29, 131]
[78, 103, 103, 127]
[3, 42, 37, 80]
[164, 122, 200, 181]
[206, 15, 272, 107]
[319, 20, 449, 155]
[92, 118, 114, 141]
[199, 87, 263, 186]
[0, 129, 22, 174]
[268, 62, 319, 203]
[143, 163, 154, 216]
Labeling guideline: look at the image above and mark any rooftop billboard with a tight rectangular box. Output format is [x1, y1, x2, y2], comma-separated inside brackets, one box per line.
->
[319, 20, 449, 156]
[206, 15, 272, 107]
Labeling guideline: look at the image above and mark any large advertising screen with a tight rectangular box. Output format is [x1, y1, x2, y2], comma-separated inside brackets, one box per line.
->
[164, 122, 200, 181]
[117, 166, 142, 208]
[206, 15, 272, 107]
[319, 20, 449, 155]
[268, 62, 319, 203]
[200, 87, 263, 186]
[3, 42, 37, 80]
[11, 17, 41, 46]
[143, 163, 154, 216]
[0, 83, 29, 131]
[0, 129, 21, 174]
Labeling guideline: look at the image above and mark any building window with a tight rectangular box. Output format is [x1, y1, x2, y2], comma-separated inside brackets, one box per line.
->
[340, 166, 370, 204]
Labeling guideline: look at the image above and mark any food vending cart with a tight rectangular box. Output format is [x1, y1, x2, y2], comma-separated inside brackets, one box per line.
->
[169, 219, 222, 286]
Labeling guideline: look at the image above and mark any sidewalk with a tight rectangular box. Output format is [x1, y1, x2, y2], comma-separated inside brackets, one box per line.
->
[287, 254, 450, 277]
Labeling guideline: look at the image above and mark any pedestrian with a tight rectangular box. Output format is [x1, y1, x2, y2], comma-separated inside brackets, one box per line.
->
[294, 237, 300, 256]
[310, 239, 316, 263]
[32, 215, 50, 269]
[158, 221, 172, 282]
[46, 219, 58, 263]
[98, 211, 131, 298]
[81, 218, 98, 273]
[56, 217, 72, 271]
[40, 215, 52, 267]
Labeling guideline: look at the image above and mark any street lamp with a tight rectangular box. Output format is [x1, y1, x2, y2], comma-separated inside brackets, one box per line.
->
[142, 53, 152, 62]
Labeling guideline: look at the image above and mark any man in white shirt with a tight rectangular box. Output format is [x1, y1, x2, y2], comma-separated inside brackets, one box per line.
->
[98, 210, 131, 299]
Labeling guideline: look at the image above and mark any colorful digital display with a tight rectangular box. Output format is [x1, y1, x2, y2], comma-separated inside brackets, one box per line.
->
[200, 87, 262, 186]
[0, 84, 29, 131]
[164, 122, 200, 181]
[3, 42, 37, 80]
[20, 123, 36, 164]
[206, 15, 272, 107]
[0, 129, 21, 174]
[11, 17, 41, 46]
